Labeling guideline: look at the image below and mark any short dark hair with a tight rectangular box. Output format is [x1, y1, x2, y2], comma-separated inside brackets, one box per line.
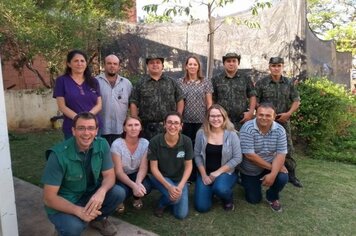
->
[164, 111, 183, 124]
[72, 112, 98, 128]
[257, 102, 277, 113]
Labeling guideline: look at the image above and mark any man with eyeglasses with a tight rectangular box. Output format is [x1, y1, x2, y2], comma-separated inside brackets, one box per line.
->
[255, 57, 302, 188]
[96, 54, 132, 146]
[212, 52, 257, 130]
[42, 112, 125, 235]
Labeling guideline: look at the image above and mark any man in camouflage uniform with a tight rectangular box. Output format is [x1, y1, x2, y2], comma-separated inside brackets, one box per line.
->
[255, 57, 302, 188]
[212, 53, 256, 130]
[129, 55, 185, 140]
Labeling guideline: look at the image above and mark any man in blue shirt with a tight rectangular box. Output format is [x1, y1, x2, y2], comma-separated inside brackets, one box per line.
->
[239, 103, 289, 212]
[97, 55, 132, 146]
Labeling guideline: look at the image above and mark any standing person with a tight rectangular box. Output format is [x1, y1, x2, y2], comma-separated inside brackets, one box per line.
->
[255, 57, 302, 187]
[239, 103, 289, 212]
[129, 55, 185, 140]
[96, 54, 132, 146]
[194, 104, 242, 212]
[177, 55, 213, 181]
[148, 111, 193, 219]
[111, 116, 151, 212]
[53, 49, 102, 139]
[42, 112, 124, 236]
[212, 52, 256, 130]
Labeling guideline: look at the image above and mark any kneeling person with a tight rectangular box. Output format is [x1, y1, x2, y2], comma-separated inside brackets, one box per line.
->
[42, 112, 125, 236]
[148, 111, 193, 219]
[239, 103, 289, 212]
[194, 104, 242, 212]
[111, 116, 152, 212]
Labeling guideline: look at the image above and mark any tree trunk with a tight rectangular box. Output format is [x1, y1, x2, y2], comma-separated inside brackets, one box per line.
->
[25, 62, 51, 88]
[207, 16, 215, 79]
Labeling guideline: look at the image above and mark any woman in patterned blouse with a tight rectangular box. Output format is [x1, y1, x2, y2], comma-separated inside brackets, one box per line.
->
[177, 55, 213, 181]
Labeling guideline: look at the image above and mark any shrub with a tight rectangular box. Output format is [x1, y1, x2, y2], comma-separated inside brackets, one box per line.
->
[291, 77, 356, 164]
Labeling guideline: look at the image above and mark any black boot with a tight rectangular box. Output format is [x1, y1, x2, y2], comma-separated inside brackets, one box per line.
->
[288, 170, 303, 188]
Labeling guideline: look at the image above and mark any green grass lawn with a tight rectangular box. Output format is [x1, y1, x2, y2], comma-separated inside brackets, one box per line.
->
[9, 130, 356, 235]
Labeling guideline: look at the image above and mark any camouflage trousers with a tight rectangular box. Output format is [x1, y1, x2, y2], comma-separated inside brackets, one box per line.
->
[142, 121, 164, 140]
[277, 120, 297, 175]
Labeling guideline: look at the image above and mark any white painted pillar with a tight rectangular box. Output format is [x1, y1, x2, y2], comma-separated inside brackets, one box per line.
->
[0, 57, 19, 235]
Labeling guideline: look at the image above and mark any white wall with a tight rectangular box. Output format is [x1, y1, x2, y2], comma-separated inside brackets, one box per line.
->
[4, 89, 58, 130]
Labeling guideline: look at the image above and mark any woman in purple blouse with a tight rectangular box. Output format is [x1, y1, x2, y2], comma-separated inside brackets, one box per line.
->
[53, 50, 102, 139]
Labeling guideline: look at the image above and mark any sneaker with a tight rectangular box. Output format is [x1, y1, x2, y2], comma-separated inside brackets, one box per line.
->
[90, 218, 117, 236]
[223, 202, 235, 211]
[267, 200, 282, 212]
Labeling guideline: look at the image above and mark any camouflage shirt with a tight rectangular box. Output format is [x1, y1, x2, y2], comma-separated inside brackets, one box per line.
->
[129, 74, 184, 122]
[255, 75, 300, 114]
[212, 71, 256, 122]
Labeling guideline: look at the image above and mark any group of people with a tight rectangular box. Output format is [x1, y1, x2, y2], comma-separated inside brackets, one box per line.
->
[42, 49, 302, 236]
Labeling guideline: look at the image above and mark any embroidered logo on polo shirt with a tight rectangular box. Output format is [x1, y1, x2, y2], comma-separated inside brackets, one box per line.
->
[176, 151, 185, 158]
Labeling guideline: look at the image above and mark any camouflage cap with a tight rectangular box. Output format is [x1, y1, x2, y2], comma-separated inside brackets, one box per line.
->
[146, 54, 164, 64]
[222, 52, 241, 63]
[269, 57, 284, 64]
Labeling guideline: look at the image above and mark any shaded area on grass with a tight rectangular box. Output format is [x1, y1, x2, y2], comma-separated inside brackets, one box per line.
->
[10, 130, 62, 186]
[9, 130, 356, 235]
[118, 157, 356, 235]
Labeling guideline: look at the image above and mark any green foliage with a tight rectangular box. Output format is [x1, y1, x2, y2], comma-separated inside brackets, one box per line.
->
[292, 77, 356, 163]
[307, 0, 356, 55]
[0, 0, 133, 85]
[144, 14, 173, 23]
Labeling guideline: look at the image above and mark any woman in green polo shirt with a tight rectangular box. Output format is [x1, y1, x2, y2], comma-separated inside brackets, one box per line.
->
[148, 111, 193, 219]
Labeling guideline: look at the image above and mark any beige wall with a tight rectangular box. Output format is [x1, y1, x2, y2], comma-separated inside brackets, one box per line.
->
[5, 89, 58, 130]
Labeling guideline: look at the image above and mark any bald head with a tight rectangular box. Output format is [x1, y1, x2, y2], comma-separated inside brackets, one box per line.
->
[104, 55, 120, 77]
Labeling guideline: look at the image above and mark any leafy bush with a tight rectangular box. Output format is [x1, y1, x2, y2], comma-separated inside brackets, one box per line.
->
[291, 77, 356, 164]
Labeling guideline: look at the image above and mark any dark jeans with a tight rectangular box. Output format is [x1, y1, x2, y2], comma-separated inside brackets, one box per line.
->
[182, 123, 202, 182]
[48, 185, 125, 236]
[116, 172, 152, 200]
[241, 170, 288, 204]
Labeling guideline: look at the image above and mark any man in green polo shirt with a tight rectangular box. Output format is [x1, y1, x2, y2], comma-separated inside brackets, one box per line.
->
[42, 112, 125, 235]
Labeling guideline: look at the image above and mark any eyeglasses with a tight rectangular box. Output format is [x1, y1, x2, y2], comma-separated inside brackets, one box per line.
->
[209, 114, 223, 119]
[75, 126, 97, 132]
[166, 121, 181, 126]
[270, 64, 282, 68]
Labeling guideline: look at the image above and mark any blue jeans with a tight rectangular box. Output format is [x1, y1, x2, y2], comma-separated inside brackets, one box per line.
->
[149, 175, 189, 219]
[194, 172, 238, 212]
[116, 172, 152, 200]
[48, 185, 125, 236]
[241, 170, 289, 204]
